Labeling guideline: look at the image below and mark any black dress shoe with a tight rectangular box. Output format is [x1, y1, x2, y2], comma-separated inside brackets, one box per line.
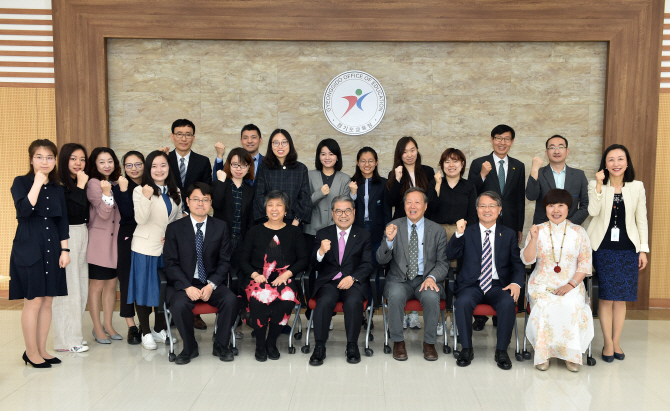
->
[456, 347, 474, 367]
[472, 316, 488, 331]
[219, 345, 234, 362]
[175, 349, 199, 365]
[23, 352, 51, 368]
[255, 347, 268, 362]
[495, 349, 512, 370]
[266, 345, 280, 360]
[309, 345, 326, 366]
[43, 356, 61, 365]
[613, 350, 625, 361]
[127, 326, 141, 345]
[346, 342, 361, 364]
[601, 348, 614, 363]
[194, 315, 207, 330]
[212, 341, 224, 357]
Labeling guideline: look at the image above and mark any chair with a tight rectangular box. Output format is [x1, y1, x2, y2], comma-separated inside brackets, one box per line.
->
[374, 264, 452, 355]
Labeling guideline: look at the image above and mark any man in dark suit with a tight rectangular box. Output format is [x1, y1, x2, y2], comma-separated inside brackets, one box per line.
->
[212, 124, 264, 185]
[163, 182, 238, 365]
[308, 195, 373, 366]
[376, 188, 449, 362]
[467, 124, 525, 331]
[526, 134, 589, 225]
[447, 191, 525, 370]
[161, 118, 213, 330]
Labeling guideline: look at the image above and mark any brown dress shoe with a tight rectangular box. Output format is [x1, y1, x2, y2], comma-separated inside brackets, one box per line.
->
[194, 314, 207, 330]
[393, 341, 408, 361]
[423, 343, 438, 361]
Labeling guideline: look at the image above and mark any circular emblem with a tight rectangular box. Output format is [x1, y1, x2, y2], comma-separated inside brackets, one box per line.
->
[323, 70, 386, 136]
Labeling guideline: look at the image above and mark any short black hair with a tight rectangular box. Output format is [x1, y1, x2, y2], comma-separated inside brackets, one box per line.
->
[315, 138, 343, 171]
[491, 124, 515, 140]
[545, 135, 568, 149]
[171, 119, 195, 134]
[185, 182, 213, 199]
[241, 124, 261, 139]
[542, 188, 573, 209]
[599, 144, 635, 184]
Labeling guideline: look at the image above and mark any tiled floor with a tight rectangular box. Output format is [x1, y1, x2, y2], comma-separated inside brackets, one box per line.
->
[0, 309, 669, 411]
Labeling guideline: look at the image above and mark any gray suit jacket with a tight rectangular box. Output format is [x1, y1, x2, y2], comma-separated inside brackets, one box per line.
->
[526, 164, 589, 225]
[304, 170, 351, 235]
[376, 217, 449, 283]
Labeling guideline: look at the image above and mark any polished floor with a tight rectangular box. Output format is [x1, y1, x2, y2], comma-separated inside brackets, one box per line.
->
[0, 307, 669, 411]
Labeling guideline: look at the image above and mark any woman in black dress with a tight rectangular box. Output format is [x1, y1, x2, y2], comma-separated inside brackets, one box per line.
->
[385, 136, 434, 219]
[113, 150, 145, 344]
[10, 139, 70, 368]
[240, 190, 309, 362]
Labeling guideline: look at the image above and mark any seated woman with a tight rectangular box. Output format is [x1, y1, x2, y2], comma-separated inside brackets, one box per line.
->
[239, 190, 309, 362]
[521, 189, 594, 372]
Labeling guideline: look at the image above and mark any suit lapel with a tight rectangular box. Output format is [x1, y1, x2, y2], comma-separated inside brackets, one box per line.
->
[169, 151, 182, 188]
[471, 224, 483, 260]
[504, 158, 517, 196]
[202, 216, 215, 252]
[543, 166, 556, 190]
[330, 225, 341, 264]
[487, 153, 502, 194]
[494, 225, 504, 272]
[341, 225, 360, 264]
[399, 217, 410, 262]
[184, 151, 198, 186]
[564, 166, 575, 191]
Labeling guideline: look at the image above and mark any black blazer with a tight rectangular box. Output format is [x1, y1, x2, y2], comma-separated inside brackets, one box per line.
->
[385, 164, 435, 219]
[525, 164, 589, 226]
[467, 153, 526, 233]
[352, 176, 392, 244]
[211, 179, 255, 240]
[169, 150, 213, 212]
[446, 223, 525, 293]
[163, 216, 231, 291]
[312, 224, 373, 298]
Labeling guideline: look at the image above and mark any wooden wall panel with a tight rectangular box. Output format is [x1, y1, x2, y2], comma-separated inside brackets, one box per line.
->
[51, 0, 663, 309]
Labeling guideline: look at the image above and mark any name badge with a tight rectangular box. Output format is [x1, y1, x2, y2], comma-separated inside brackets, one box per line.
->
[611, 227, 620, 242]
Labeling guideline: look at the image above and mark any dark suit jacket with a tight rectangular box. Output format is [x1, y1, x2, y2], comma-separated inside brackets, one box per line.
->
[446, 223, 525, 293]
[467, 153, 526, 233]
[385, 164, 435, 219]
[352, 176, 392, 244]
[311, 225, 373, 298]
[212, 153, 263, 186]
[525, 164, 589, 225]
[211, 179, 255, 241]
[163, 216, 231, 291]
[169, 150, 213, 212]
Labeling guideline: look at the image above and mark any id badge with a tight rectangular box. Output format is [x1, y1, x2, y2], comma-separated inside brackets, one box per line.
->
[611, 227, 620, 242]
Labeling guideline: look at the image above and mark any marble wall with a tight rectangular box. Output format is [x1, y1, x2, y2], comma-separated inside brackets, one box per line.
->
[107, 39, 606, 235]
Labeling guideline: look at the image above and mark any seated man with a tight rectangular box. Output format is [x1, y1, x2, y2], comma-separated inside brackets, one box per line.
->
[447, 191, 525, 370]
[163, 182, 238, 365]
[377, 187, 449, 361]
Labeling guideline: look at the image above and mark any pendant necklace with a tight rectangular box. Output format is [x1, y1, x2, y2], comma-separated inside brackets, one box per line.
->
[549, 222, 568, 273]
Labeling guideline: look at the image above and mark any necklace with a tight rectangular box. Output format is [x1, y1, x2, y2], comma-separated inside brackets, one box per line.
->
[548, 222, 568, 273]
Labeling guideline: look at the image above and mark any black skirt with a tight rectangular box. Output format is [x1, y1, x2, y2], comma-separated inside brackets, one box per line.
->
[89, 263, 117, 280]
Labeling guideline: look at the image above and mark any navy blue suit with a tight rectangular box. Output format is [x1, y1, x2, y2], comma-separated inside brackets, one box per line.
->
[446, 223, 525, 350]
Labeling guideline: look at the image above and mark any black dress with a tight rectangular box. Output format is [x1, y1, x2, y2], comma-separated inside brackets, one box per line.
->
[9, 174, 69, 300]
[239, 224, 308, 329]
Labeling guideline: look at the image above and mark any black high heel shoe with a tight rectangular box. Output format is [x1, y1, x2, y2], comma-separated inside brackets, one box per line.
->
[43, 356, 62, 364]
[601, 348, 614, 363]
[22, 352, 51, 368]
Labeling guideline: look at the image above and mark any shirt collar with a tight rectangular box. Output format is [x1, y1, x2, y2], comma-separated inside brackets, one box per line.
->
[407, 217, 425, 230]
[479, 222, 496, 235]
[176, 150, 192, 162]
[336, 225, 353, 237]
[190, 215, 207, 229]
[492, 153, 508, 164]
[253, 153, 261, 162]
[550, 164, 567, 175]
[549, 219, 568, 230]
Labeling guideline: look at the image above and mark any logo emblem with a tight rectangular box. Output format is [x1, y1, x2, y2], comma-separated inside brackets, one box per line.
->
[323, 70, 386, 136]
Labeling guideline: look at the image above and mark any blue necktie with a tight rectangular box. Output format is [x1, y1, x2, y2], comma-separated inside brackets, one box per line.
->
[196, 222, 206, 283]
[498, 160, 505, 194]
[480, 230, 492, 294]
[179, 157, 186, 186]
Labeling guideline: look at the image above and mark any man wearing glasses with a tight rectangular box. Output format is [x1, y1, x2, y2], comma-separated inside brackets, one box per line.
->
[526, 134, 589, 225]
[309, 195, 373, 366]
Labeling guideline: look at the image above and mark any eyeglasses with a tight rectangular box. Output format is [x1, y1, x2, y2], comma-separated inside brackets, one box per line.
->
[333, 208, 353, 216]
[493, 137, 512, 143]
[547, 146, 567, 152]
[230, 162, 249, 170]
[173, 133, 194, 140]
[358, 159, 376, 165]
[125, 163, 143, 170]
[33, 156, 56, 163]
[477, 204, 499, 210]
[189, 198, 211, 204]
[272, 140, 289, 148]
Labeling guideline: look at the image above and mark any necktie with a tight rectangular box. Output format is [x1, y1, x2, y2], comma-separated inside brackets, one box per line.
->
[179, 157, 186, 186]
[480, 230, 492, 294]
[333, 231, 346, 280]
[498, 160, 505, 194]
[407, 224, 419, 280]
[195, 222, 207, 283]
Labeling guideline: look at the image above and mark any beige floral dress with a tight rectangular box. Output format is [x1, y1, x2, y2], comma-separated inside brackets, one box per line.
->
[521, 220, 594, 365]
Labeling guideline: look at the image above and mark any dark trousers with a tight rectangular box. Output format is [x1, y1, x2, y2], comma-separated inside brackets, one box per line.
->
[117, 224, 136, 318]
[313, 282, 365, 344]
[167, 281, 238, 355]
[454, 280, 516, 350]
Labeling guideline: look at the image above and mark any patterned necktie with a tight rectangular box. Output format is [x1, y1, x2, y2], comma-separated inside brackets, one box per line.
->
[498, 160, 505, 194]
[480, 230, 492, 294]
[195, 222, 206, 283]
[407, 224, 419, 280]
[333, 230, 346, 280]
[179, 157, 186, 186]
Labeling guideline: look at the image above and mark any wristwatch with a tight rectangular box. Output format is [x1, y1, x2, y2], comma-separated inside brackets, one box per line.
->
[207, 280, 217, 291]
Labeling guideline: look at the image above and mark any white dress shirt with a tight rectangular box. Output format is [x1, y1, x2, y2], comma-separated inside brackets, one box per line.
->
[316, 225, 352, 261]
[482, 153, 509, 183]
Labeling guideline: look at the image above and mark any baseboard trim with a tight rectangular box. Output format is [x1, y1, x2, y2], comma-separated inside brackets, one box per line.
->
[649, 299, 670, 308]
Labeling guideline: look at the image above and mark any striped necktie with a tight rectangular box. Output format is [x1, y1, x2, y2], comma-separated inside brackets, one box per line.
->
[179, 157, 186, 186]
[196, 222, 206, 283]
[480, 230, 492, 294]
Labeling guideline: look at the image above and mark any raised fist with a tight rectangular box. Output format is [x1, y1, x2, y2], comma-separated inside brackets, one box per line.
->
[76, 170, 89, 189]
[531, 156, 544, 171]
[100, 180, 112, 196]
[394, 165, 403, 183]
[348, 181, 358, 195]
[117, 175, 129, 192]
[216, 169, 226, 182]
[215, 142, 226, 159]
[529, 225, 539, 239]
[456, 219, 467, 235]
[481, 161, 492, 179]
[595, 169, 605, 185]
[319, 239, 331, 256]
[385, 224, 398, 241]
[142, 184, 154, 199]
[34, 171, 48, 187]
[321, 184, 330, 196]
[434, 171, 443, 185]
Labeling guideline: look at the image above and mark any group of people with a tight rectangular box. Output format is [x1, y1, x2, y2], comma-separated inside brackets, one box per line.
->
[9, 120, 648, 373]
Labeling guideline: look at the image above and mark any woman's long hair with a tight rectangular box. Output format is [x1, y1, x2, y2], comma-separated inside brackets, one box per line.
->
[386, 136, 428, 193]
[351, 146, 381, 184]
[58, 143, 87, 191]
[87, 147, 121, 182]
[26, 139, 60, 184]
[263, 129, 298, 169]
[599, 144, 635, 184]
[141, 150, 181, 206]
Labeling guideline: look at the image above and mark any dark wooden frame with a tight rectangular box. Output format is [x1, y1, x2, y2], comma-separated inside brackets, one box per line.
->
[52, 0, 663, 309]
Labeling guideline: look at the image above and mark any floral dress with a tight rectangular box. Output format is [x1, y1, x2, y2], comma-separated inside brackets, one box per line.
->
[521, 220, 594, 365]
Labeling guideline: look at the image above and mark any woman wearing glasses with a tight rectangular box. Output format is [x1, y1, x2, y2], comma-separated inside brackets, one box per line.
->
[127, 150, 182, 350]
[11, 139, 70, 368]
[253, 129, 312, 227]
[113, 151, 145, 345]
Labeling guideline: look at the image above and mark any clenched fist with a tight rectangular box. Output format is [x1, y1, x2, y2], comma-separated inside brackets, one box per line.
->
[118, 175, 129, 192]
[76, 170, 89, 189]
[321, 184, 330, 196]
[348, 181, 358, 195]
[531, 156, 544, 171]
[215, 142, 226, 159]
[100, 180, 112, 196]
[216, 169, 226, 182]
[158, 146, 170, 154]
[395, 165, 403, 183]
[434, 171, 443, 185]
[480, 161, 492, 179]
[142, 184, 154, 199]
[595, 169, 606, 193]
[456, 219, 467, 235]
[529, 225, 539, 239]
[319, 239, 331, 256]
[34, 170, 48, 187]
[386, 224, 398, 241]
